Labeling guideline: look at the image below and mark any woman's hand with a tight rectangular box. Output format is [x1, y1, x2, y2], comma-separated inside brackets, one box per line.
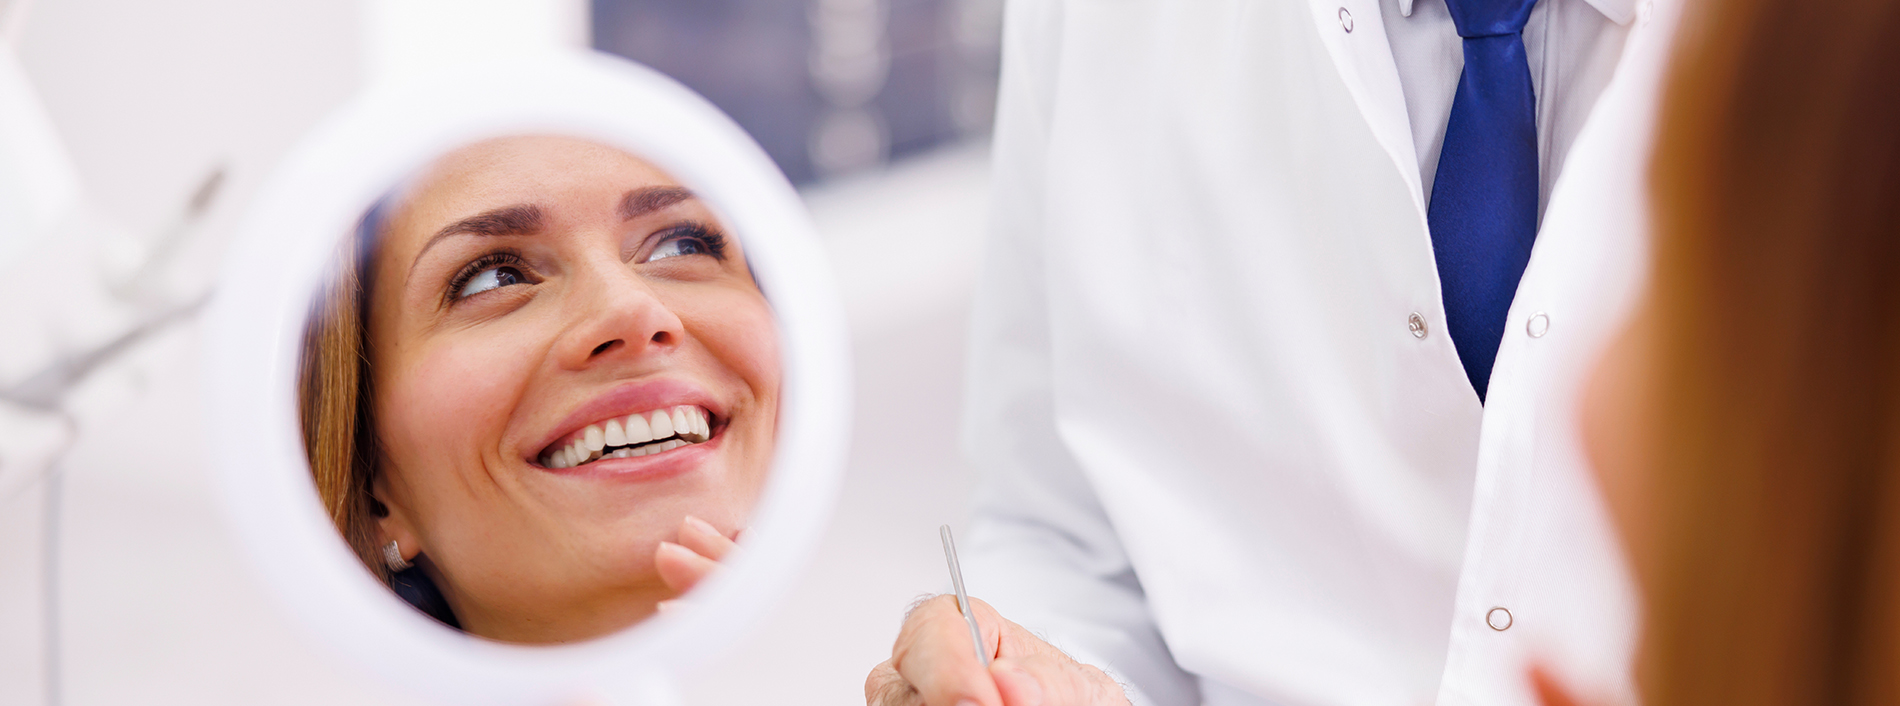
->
[866, 595, 1129, 706]
[652, 515, 742, 609]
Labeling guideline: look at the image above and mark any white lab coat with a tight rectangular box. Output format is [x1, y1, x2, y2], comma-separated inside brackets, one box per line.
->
[960, 1, 1680, 705]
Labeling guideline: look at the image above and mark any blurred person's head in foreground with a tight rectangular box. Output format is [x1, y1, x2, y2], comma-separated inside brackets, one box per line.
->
[1577, 0, 1900, 704]
[299, 135, 780, 644]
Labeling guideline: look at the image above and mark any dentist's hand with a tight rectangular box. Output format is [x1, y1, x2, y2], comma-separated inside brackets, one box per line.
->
[653, 515, 741, 609]
[865, 595, 1130, 706]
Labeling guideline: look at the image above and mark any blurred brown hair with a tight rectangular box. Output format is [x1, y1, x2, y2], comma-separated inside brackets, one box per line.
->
[298, 222, 388, 581]
[1642, 0, 1900, 703]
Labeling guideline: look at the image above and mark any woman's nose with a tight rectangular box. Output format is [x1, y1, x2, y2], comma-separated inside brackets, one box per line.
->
[553, 262, 685, 370]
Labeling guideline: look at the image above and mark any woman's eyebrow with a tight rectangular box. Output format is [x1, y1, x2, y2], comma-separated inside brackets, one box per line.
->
[408, 203, 546, 277]
[618, 186, 695, 220]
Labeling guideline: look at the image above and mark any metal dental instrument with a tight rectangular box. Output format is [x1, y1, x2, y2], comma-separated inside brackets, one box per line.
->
[940, 524, 990, 666]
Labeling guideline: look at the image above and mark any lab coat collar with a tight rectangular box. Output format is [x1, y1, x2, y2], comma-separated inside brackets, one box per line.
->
[1398, 0, 1638, 25]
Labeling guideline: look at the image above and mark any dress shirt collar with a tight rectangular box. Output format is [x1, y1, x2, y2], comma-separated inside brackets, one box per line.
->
[1397, 0, 1637, 25]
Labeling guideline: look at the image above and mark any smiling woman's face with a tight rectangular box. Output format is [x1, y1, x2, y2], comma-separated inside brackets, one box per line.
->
[364, 135, 779, 644]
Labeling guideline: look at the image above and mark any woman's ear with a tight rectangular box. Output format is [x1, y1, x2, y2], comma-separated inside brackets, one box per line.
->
[372, 473, 423, 563]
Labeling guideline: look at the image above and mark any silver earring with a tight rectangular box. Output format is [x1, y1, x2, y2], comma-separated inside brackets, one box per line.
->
[383, 540, 412, 572]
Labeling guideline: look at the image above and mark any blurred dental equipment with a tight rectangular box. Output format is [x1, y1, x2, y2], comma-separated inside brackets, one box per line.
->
[0, 35, 225, 703]
[1, 169, 222, 411]
[0, 159, 223, 450]
[939, 524, 987, 667]
[0, 35, 79, 497]
[0, 35, 225, 423]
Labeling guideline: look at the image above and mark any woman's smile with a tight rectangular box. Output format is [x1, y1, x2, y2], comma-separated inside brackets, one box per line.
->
[539, 405, 714, 469]
[529, 379, 729, 472]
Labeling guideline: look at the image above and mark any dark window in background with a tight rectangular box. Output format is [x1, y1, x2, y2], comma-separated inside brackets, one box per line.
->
[592, 0, 1000, 184]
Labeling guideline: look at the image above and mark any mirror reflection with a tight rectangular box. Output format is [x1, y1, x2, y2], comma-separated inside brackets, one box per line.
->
[297, 134, 778, 644]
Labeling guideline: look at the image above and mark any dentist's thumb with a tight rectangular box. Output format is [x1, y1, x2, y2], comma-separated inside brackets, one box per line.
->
[989, 655, 1129, 706]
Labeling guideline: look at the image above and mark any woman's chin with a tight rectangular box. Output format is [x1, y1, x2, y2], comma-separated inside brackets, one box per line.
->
[462, 575, 677, 645]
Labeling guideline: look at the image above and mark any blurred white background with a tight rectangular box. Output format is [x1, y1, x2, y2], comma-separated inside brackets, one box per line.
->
[0, 0, 989, 703]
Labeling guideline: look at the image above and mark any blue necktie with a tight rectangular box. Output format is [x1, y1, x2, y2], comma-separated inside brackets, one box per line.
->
[1427, 0, 1540, 402]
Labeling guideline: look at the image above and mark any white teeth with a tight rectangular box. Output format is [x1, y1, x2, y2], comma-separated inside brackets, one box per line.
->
[650, 409, 675, 439]
[670, 406, 708, 443]
[544, 405, 715, 467]
[690, 407, 709, 440]
[670, 408, 690, 439]
[624, 413, 654, 445]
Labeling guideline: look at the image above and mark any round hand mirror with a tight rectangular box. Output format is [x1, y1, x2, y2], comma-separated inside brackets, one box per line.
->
[203, 50, 849, 705]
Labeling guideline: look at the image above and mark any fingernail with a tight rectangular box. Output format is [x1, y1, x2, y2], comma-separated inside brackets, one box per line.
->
[956, 701, 980, 706]
[656, 599, 682, 614]
[657, 540, 689, 558]
[683, 515, 718, 535]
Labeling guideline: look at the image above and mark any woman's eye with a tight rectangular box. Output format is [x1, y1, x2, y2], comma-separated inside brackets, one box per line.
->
[647, 236, 712, 262]
[457, 265, 525, 299]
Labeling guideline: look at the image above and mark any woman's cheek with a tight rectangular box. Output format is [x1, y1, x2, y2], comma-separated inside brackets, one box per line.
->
[697, 291, 781, 396]
[384, 337, 534, 469]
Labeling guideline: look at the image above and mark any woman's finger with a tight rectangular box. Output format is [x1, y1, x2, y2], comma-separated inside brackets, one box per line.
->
[654, 540, 719, 593]
[678, 515, 739, 561]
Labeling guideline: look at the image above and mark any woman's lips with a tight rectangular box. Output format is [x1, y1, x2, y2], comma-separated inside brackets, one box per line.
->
[539, 405, 713, 469]
[529, 379, 727, 468]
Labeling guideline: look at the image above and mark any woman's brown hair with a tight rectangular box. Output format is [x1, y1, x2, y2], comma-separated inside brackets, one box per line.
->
[1641, 0, 1900, 702]
[298, 218, 389, 581]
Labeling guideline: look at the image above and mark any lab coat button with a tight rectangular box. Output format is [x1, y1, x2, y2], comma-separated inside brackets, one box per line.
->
[1487, 606, 1513, 631]
[1338, 7, 1354, 32]
[1527, 312, 1550, 338]
[1407, 312, 1428, 339]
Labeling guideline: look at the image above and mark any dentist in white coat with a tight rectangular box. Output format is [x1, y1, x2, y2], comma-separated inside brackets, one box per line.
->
[868, 0, 1684, 704]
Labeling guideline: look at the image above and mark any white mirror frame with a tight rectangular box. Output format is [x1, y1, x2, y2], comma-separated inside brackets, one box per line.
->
[203, 50, 850, 705]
